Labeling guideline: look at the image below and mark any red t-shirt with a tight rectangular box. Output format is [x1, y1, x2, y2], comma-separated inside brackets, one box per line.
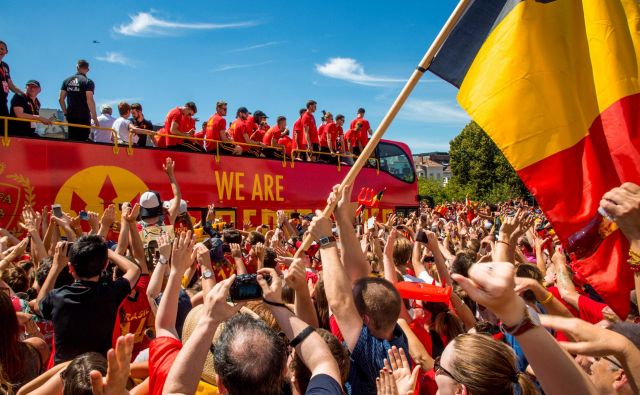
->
[278, 136, 294, 156]
[149, 336, 182, 395]
[230, 119, 250, 151]
[329, 314, 344, 343]
[263, 125, 283, 146]
[317, 124, 327, 146]
[350, 117, 371, 146]
[301, 111, 319, 145]
[292, 117, 305, 149]
[202, 113, 226, 152]
[113, 274, 153, 361]
[578, 295, 608, 324]
[344, 129, 359, 150]
[250, 124, 268, 143]
[320, 122, 339, 149]
[245, 116, 258, 135]
[161, 107, 195, 146]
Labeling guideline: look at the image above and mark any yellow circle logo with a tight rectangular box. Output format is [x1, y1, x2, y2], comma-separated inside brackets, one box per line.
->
[54, 166, 148, 215]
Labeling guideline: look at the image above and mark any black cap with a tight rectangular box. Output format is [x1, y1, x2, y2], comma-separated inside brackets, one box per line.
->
[253, 110, 268, 119]
[26, 80, 41, 88]
[237, 106, 249, 114]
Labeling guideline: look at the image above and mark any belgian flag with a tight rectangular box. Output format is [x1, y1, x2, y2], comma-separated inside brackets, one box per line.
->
[429, 0, 640, 317]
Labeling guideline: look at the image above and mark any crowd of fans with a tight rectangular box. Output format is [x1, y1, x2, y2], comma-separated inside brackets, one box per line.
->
[0, 154, 638, 395]
[3, 41, 640, 395]
[0, 47, 372, 163]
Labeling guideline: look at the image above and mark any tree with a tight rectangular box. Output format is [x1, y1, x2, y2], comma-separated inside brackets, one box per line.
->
[448, 121, 528, 202]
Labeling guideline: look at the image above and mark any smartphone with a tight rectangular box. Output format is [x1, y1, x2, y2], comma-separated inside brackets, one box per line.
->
[79, 211, 89, 221]
[202, 238, 214, 250]
[65, 241, 74, 258]
[415, 230, 428, 243]
[229, 273, 271, 302]
[52, 204, 63, 218]
[367, 217, 375, 230]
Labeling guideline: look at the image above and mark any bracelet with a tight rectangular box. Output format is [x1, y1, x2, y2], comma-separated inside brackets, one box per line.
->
[289, 325, 315, 348]
[262, 299, 287, 308]
[539, 292, 554, 305]
[496, 240, 512, 248]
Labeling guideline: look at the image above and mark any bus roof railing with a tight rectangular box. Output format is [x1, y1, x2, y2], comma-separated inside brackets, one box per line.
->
[0, 115, 380, 174]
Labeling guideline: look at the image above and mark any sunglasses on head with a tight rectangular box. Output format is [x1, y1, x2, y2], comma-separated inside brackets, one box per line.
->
[434, 356, 457, 381]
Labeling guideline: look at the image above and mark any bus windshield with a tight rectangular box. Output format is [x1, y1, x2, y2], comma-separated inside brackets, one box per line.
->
[377, 142, 415, 183]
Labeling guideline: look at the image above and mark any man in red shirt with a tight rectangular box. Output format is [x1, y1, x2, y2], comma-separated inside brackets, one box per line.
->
[344, 123, 361, 156]
[249, 110, 269, 143]
[319, 112, 339, 164]
[157, 102, 197, 150]
[335, 114, 347, 159]
[229, 107, 262, 157]
[292, 108, 306, 161]
[301, 100, 319, 161]
[278, 129, 294, 158]
[263, 115, 287, 159]
[195, 100, 239, 155]
[349, 107, 372, 155]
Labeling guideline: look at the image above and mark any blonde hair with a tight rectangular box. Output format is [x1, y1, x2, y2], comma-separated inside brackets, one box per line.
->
[449, 334, 537, 395]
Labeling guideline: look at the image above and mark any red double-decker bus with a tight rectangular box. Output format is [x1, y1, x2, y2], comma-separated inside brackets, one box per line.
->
[0, 132, 417, 231]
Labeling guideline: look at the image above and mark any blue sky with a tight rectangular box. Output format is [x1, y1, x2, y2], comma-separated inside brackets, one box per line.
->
[1, 0, 470, 154]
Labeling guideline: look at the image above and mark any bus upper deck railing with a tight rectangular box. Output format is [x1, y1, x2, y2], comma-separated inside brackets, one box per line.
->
[1, 115, 379, 173]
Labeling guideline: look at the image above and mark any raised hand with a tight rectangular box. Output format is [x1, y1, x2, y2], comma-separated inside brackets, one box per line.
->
[600, 182, 640, 241]
[170, 230, 195, 275]
[101, 204, 116, 228]
[163, 157, 176, 177]
[284, 256, 307, 292]
[90, 334, 134, 395]
[203, 275, 243, 323]
[157, 234, 172, 260]
[257, 267, 282, 303]
[206, 203, 216, 223]
[125, 203, 140, 223]
[384, 346, 420, 395]
[230, 243, 242, 259]
[308, 211, 333, 241]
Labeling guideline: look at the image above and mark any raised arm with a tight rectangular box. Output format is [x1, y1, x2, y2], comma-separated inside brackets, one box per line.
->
[599, 182, 640, 308]
[258, 267, 342, 384]
[453, 262, 599, 395]
[332, 184, 370, 281]
[147, 234, 171, 315]
[309, 211, 363, 352]
[162, 158, 182, 225]
[32, 242, 68, 316]
[108, 248, 141, 290]
[284, 256, 319, 328]
[155, 231, 194, 339]
[163, 276, 242, 395]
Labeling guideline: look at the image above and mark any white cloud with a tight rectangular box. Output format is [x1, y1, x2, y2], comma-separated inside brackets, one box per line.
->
[96, 52, 134, 67]
[315, 57, 405, 86]
[114, 12, 258, 37]
[211, 61, 273, 72]
[399, 99, 470, 124]
[226, 41, 285, 53]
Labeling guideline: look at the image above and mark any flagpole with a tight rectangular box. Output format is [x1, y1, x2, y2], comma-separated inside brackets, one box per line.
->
[294, 0, 472, 257]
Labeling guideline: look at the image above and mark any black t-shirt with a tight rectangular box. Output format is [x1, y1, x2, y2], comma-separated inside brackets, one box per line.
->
[61, 72, 95, 120]
[9, 93, 40, 136]
[40, 277, 131, 364]
[0, 61, 11, 105]
[305, 374, 343, 395]
[131, 117, 153, 147]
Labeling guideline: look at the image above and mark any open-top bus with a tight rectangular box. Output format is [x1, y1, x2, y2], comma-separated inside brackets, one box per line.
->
[0, 121, 418, 231]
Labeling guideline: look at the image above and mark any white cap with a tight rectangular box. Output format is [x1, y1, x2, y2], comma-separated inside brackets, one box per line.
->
[163, 198, 188, 214]
[140, 191, 162, 218]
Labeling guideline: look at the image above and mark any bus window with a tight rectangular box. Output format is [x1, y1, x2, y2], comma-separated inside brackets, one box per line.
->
[377, 142, 415, 183]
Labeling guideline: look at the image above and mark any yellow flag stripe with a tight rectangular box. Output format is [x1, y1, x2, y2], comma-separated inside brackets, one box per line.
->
[457, 0, 640, 171]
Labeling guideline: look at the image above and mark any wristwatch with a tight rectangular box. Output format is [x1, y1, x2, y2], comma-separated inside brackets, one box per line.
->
[318, 235, 337, 247]
[501, 304, 541, 336]
[201, 269, 214, 280]
[158, 256, 168, 265]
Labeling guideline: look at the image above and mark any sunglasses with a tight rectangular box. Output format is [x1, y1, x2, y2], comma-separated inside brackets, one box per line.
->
[596, 356, 624, 371]
[434, 356, 457, 381]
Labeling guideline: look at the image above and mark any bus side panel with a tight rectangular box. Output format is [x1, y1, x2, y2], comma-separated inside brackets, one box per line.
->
[0, 138, 416, 231]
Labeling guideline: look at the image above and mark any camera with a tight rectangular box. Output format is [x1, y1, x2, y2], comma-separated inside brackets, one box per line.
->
[229, 273, 271, 302]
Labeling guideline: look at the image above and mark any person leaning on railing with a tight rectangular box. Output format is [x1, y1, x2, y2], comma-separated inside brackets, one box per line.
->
[155, 101, 202, 152]
[9, 80, 51, 138]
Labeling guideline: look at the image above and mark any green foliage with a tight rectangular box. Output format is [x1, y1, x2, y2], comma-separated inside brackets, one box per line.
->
[419, 121, 528, 204]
